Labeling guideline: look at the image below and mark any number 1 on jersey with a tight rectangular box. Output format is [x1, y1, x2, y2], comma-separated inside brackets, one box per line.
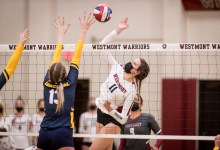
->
[109, 84, 118, 93]
[49, 89, 58, 104]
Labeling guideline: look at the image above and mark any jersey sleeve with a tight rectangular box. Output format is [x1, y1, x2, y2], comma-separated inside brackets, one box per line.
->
[149, 115, 161, 135]
[65, 66, 79, 86]
[44, 43, 62, 83]
[70, 40, 84, 70]
[109, 91, 135, 125]
[214, 147, 219, 150]
[0, 44, 24, 90]
[0, 72, 7, 90]
[83, 30, 118, 66]
[50, 43, 63, 65]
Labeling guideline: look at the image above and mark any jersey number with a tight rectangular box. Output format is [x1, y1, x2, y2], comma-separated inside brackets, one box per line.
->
[109, 84, 118, 93]
[49, 89, 58, 104]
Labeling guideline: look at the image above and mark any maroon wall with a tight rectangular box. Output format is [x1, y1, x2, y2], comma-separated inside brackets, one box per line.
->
[162, 79, 196, 150]
[182, 0, 220, 10]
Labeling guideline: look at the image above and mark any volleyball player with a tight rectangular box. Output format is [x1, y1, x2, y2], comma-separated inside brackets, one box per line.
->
[118, 94, 162, 150]
[89, 18, 150, 150]
[37, 13, 95, 150]
[0, 28, 29, 90]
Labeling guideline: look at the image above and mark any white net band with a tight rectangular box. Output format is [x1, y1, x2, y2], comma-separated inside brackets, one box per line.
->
[0, 132, 215, 141]
[0, 43, 219, 52]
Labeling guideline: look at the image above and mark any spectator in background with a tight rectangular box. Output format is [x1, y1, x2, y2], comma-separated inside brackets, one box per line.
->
[214, 135, 220, 150]
[0, 100, 12, 150]
[118, 94, 162, 150]
[31, 99, 45, 145]
[8, 96, 32, 150]
[79, 98, 97, 150]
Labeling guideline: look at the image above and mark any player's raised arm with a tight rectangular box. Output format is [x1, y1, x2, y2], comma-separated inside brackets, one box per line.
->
[70, 12, 95, 70]
[99, 17, 128, 45]
[98, 17, 129, 66]
[0, 29, 29, 90]
[51, 17, 70, 65]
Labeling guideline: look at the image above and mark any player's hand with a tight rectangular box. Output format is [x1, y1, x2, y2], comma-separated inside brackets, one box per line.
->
[79, 11, 96, 33]
[116, 17, 129, 35]
[103, 100, 113, 112]
[215, 135, 220, 147]
[54, 17, 70, 43]
[18, 28, 30, 45]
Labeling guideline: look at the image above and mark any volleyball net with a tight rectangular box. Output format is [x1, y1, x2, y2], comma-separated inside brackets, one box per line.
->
[0, 43, 219, 148]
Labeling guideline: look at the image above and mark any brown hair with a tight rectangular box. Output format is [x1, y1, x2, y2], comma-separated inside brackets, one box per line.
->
[49, 63, 66, 113]
[136, 94, 143, 105]
[135, 58, 150, 95]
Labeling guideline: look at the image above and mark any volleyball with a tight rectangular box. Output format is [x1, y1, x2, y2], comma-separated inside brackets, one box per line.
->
[93, 4, 112, 22]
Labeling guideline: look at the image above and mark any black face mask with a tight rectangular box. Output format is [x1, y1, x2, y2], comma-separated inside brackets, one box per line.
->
[0, 107, 3, 114]
[124, 62, 133, 73]
[89, 105, 97, 110]
[131, 102, 140, 111]
[39, 108, 45, 112]
[16, 107, 23, 112]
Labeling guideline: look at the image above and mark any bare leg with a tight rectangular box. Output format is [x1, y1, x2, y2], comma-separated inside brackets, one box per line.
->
[89, 123, 121, 150]
[96, 122, 104, 134]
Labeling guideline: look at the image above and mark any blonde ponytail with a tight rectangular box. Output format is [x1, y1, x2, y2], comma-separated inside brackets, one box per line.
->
[49, 62, 66, 113]
[55, 83, 64, 113]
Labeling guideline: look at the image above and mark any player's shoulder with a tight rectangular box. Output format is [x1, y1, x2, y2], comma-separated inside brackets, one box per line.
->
[141, 113, 156, 120]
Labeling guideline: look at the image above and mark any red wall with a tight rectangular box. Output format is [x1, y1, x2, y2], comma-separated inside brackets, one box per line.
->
[162, 79, 196, 150]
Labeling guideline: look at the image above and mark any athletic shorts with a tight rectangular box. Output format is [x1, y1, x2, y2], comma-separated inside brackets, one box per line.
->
[97, 108, 122, 128]
[37, 127, 74, 150]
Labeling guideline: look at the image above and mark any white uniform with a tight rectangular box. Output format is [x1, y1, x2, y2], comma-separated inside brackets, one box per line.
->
[90, 30, 136, 125]
[32, 113, 43, 133]
[0, 117, 10, 131]
[8, 114, 31, 149]
[32, 113, 44, 145]
[0, 117, 12, 150]
[78, 112, 97, 143]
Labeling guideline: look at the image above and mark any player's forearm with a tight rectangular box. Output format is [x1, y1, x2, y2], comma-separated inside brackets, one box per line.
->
[78, 30, 87, 42]
[51, 43, 63, 65]
[71, 40, 84, 69]
[99, 30, 117, 44]
[155, 132, 162, 149]
[5, 44, 24, 78]
[99, 30, 118, 65]
[109, 109, 127, 125]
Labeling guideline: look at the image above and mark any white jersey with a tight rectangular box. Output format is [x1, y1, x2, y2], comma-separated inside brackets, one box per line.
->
[0, 117, 10, 131]
[91, 30, 136, 125]
[32, 113, 43, 133]
[78, 111, 97, 143]
[8, 114, 31, 149]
